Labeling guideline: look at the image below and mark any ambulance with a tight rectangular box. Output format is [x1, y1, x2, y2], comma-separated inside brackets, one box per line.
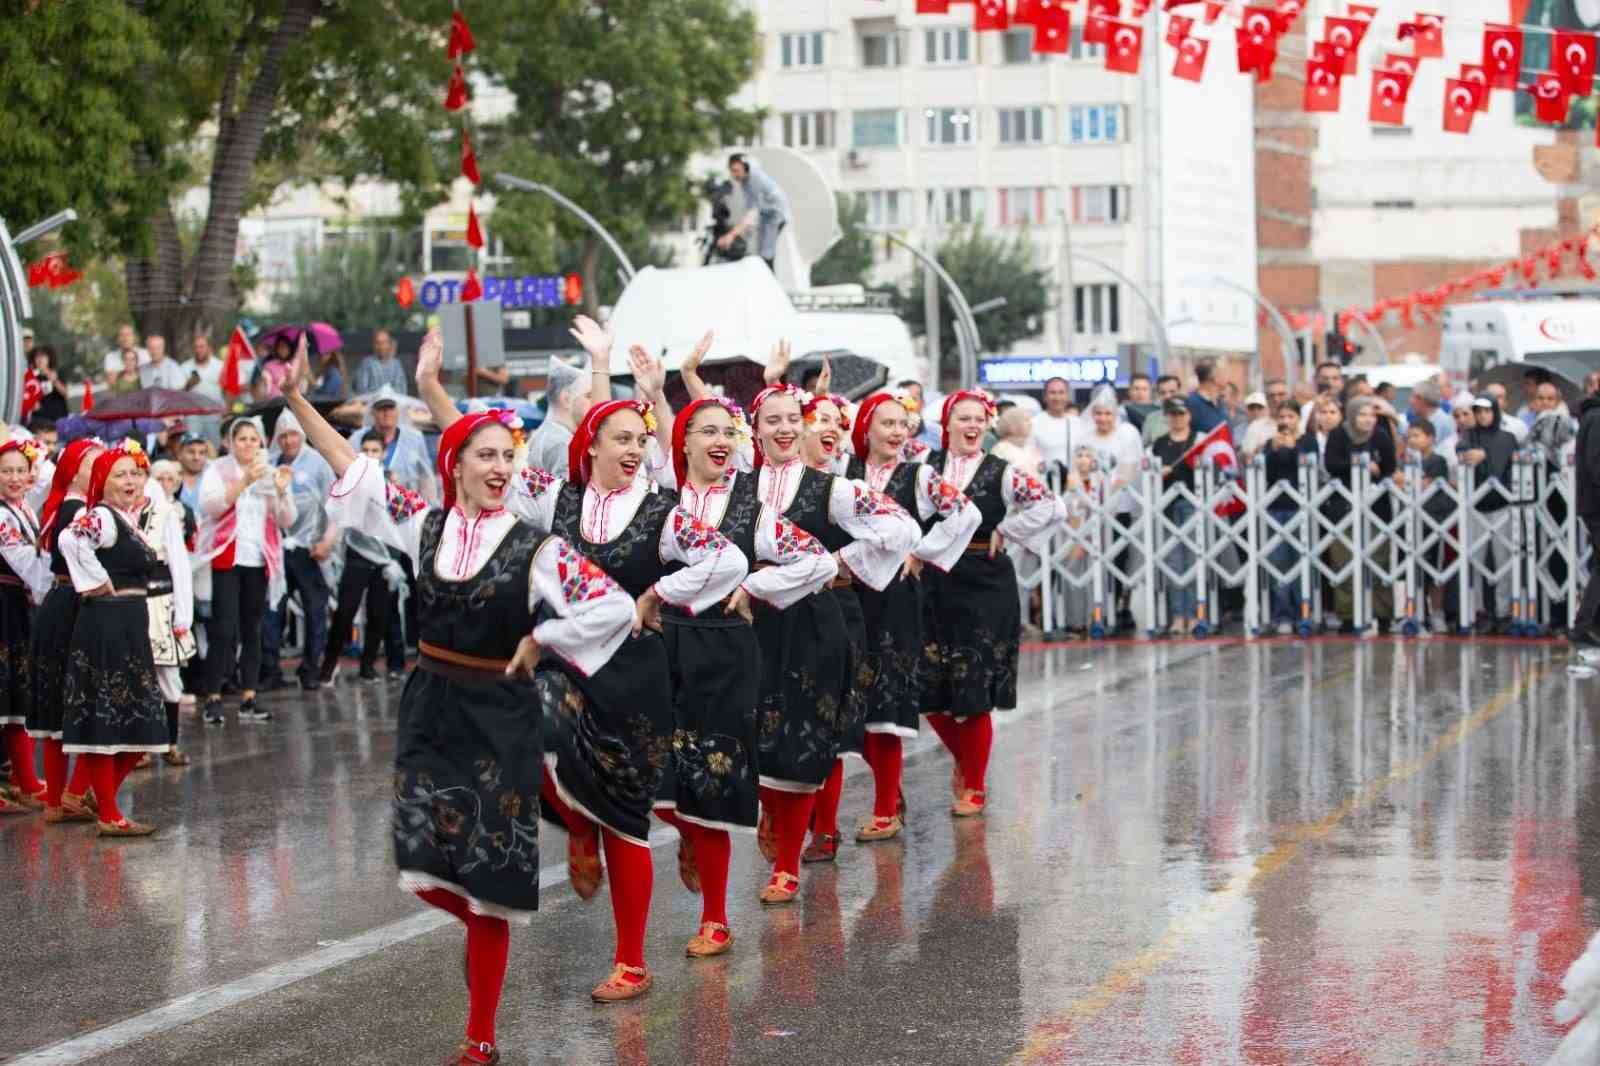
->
[1439, 296, 1600, 392]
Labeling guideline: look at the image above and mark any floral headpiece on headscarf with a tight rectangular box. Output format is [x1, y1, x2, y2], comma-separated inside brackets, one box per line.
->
[567, 399, 655, 487]
[748, 383, 811, 469]
[436, 409, 524, 512]
[670, 395, 748, 487]
[939, 388, 997, 451]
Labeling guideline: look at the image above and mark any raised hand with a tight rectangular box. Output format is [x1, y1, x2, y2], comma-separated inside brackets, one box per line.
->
[414, 326, 444, 386]
[627, 345, 666, 399]
[681, 331, 714, 377]
[570, 315, 613, 364]
[763, 338, 791, 386]
[816, 352, 833, 396]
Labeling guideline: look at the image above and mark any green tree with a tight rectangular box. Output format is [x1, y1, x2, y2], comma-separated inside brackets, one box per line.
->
[810, 194, 876, 288]
[270, 237, 417, 335]
[485, 0, 761, 312]
[898, 228, 1050, 376]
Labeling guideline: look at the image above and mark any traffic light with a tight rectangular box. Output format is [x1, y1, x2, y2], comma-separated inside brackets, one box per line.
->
[1324, 328, 1361, 365]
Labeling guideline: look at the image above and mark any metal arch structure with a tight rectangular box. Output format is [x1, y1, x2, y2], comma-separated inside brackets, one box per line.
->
[882, 231, 982, 388]
[0, 210, 76, 425]
[1070, 250, 1172, 372]
[1182, 273, 1301, 391]
[494, 173, 638, 287]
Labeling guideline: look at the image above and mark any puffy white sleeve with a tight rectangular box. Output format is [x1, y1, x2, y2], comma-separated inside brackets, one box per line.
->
[325, 456, 431, 571]
[912, 465, 982, 572]
[61, 505, 114, 593]
[745, 512, 837, 610]
[825, 476, 920, 592]
[528, 537, 634, 678]
[0, 510, 51, 605]
[998, 463, 1065, 554]
[504, 464, 562, 534]
[651, 458, 679, 493]
[164, 509, 194, 632]
[654, 507, 748, 616]
[26, 458, 53, 514]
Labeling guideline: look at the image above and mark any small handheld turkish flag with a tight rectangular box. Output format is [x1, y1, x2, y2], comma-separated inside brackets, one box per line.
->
[1104, 21, 1143, 73]
[1529, 72, 1572, 124]
[1172, 35, 1209, 80]
[1555, 31, 1597, 97]
[1442, 79, 1477, 133]
[1033, 7, 1072, 53]
[1458, 64, 1490, 110]
[1368, 68, 1414, 125]
[1166, 14, 1193, 46]
[1304, 58, 1343, 112]
[974, 0, 1009, 31]
[1482, 25, 1523, 90]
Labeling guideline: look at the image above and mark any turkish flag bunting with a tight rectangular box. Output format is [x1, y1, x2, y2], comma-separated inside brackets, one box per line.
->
[1304, 58, 1343, 111]
[1554, 31, 1597, 97]
[1275, 0, 1305, 26]
[1237, 26, 1276, 76]
[1091, 0, 1124, 17]
[461, 130, 480, 185]
[1347, 3, 1377, 23]
[1547, 245, 1565, 275]
[1398, 13, 1444, 58]
[447, 11, 476, 59]
[1172, 35, 1209, 80]
[1166, 14, 1193, 45]
[1581, 251, 1598, 281]
[1483, 25, 1524, 90]
[1085, 12, 1113, 44]
[1442, 79, 1477, 133]
[1203, 0, 1223, 22]
[1240, 7, 1280, 46]
[1104, 20, 1143, 73]
[444, 65, 468, 111]
[1033, 8, 1072, 52]
[1520, 257, 1538, 284]
[1130, 0, 1152, 17]
[974, 0, 1009, 31]
[1368, 68, 1414, 124]
[1013, 0, 1042, 24]
[460, 270, 483, 303]
[1529, 72, 1572, 123]
[1458, 64, 1490, 110]
[1164, 0, 1198, 7]
[221, 325, 251, 397]
[1382, 53, 1420, 77]
[466, 204, 484, 249]
[1324, 16, 1366, 75]
[916, 0, 950, 12]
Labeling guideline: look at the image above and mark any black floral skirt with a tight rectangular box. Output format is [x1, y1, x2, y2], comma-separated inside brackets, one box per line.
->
[61, 596, 167, 753]
[540, 631, 672, 846]
[392, 664, 543, 923]
[0, 585, 32, 726]
[658, 612, 760, 831]
[832, 584, 870, 759]
[920, 551, 1020, 718]
[752, 590, 849, 791]
[26, 583, 77, 739]
[858, 574, 926, 738]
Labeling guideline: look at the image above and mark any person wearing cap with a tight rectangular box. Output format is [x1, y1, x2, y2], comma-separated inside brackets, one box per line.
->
[1457, 395, 1519, 634]
[344, 387, 435, 501]
[527, 357, 594, 475]
[175, 432, 209, 516]
[1239, 390, 1276, 461]
[258, 409, 336, 692]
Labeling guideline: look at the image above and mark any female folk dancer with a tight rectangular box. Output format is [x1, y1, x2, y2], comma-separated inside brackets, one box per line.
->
[922, 390, 1063, 817]
[842, 392, 982, 842]
[657, 388, 838, 956]
[58, 443, 168, 836]
[283, 355, 637, 1065]
[0, 439, 56, 815]
[138, 472, 196, 767]
[414, 329, 746, 1003]
[746, 383, 919, 902]
[29, 437, 104, 822]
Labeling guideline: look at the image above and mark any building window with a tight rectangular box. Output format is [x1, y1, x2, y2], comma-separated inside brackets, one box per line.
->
[1074, 283, 1121, 335]
[780, 31, 825, 68]
[852, 109, 901, 148]
[1071, 185, 1131, 223]
[1068, 103, 1124, 144]
[924, 27, 971, 64]
[925, 106, 976, 146]
[997, 186, 1055, 226]
[1070, 27, 1105, 61]
[781, 111, 835, 149]
[998, 106, 1049, 146]
[926, 187, 981, 224]
[1002, 28, 1048, 64]
[860, 30, 902, 68]
[857, 189, 910, 229]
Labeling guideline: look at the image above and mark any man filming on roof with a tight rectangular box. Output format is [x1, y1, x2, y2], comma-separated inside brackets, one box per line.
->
[718, 153, 790, 272]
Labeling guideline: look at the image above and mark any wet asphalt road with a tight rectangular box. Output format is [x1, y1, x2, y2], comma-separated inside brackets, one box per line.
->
[3, 638, 1596, 1065]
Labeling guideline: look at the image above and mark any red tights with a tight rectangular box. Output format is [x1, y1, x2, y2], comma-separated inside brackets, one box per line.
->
[862, 733, 904, 819]
[84, 752, 142, 823]
[41, 741, 94, 809]
[415, 888, 509, 1055]
[655, 808, 731, 929]
[811, 760, 845, 839]
[926, 714, 994, 794]
[540, 769, 653, 970]
[3, 725, 41, 795]
[759, 785, 816, 878]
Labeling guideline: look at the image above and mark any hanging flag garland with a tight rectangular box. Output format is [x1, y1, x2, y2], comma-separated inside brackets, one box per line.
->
[442, 2, 482, 304]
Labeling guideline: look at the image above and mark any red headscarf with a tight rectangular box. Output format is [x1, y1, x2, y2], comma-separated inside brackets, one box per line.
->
[436, 410, 519, 513]
[802, 392, 851, 430]
[748, 384, 808, 469]
[0, 438, 43, 471]
[39, 438, 104, 550]
[939, 389, 997, 451]
[85, 444, 149, 512]
[851, 393, 908, 461]
[670, 396, 746, 489]
[567, 399, 654, 488]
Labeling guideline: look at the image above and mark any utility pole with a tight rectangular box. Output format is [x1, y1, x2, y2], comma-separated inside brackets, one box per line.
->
[923, 193, 942, 384]
[1058, 208, 1076, 356]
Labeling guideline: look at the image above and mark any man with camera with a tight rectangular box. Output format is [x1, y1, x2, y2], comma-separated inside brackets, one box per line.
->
[716, 154, 790, 272]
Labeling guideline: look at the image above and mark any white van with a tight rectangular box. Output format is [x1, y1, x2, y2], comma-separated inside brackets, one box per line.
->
[1439, 297, 1600, 391]
[1344, 359, 1444, 411]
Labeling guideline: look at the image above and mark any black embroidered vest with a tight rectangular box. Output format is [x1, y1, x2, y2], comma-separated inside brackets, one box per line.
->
[418, 510, 541, 661]
[928, 451, 1006, 538]
[552, 482, 678, 600]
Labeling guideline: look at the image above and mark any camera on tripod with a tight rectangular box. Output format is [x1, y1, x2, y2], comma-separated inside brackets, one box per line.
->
[700, 176, 746, 265]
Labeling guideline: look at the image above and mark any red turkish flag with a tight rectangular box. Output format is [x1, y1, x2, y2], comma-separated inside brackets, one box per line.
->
[1459, 64, 1491, 110]
[1368, 68, 1413, 124]
[444, 65, 468, 111]
[1347, 3, 1377, 23]
[1383, 53, 1420, 78]
[461, 130, 480, 185]
[1482, 25, 1524, 90]
[974, 0, 1009, 31]
[1014, 0, 1042, 23]
[21, 370, 42, 421]
[1236, 26, 1276, 76]
[221, 325, 251, 397]
[916, 0, 951, 12]
[1085, 12, 1113, 44]
[1324, 16, 1365, 75]
[1104, 21, 1143, 73]
[447, 11, 475, 59]
[1166, 14, 1193, 45]
[79, 378, 93, 414]
[1090, 0, 1123, 17]
[1304, 58, 1343, 111]
[1530, 72, 1572, 123]
[1554, 31, 1597, 97]
[1033, 8, 1072, 52]
[1172, 35, 1209, 80]
[1240, 6, 1279, 46]
[466, 204, 484, 249]
[396, 277, 416, 309]
[1398, 13, 1444, 59]
[1130, 0, 1152, 17]
[1203, 0, 1223, 22]
[1443, 79, 1477, 133]
[1275, 0, 1305, 26]
[460, 270, 483, 303]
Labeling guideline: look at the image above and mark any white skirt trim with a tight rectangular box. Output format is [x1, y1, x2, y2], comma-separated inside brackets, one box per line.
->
[399, 872, 534, 926]
[655, 805, 757, 835]
[865, 723, 918, 739]
[0, 715, 27, 726]
[61, 743, 168, 754]
[757, 775, 820, 794]
[542, 752, 651, 849]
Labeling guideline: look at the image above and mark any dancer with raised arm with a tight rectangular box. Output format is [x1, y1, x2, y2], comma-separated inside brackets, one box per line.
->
[282, 339, 636, 1064]
[0, 439, 56, 814]
[922, 390, 1064, 817]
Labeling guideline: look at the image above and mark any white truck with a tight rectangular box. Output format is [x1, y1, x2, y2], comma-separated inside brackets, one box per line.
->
[1439, 297, 1600, 392]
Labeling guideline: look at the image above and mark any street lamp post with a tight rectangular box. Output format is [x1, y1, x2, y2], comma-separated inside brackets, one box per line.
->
[1181, 274, 1301, 391]
[882, 232, 983, 389]
[1071, 251, 1171, 370]
[493, 173, 638, 287]
[0, 209, 76, 424]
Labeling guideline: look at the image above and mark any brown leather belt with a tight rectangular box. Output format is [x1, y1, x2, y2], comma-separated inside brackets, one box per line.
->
[418, 641, 511, 682]
[965, 539, 994, 555]
[54, 575, 72, 586]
